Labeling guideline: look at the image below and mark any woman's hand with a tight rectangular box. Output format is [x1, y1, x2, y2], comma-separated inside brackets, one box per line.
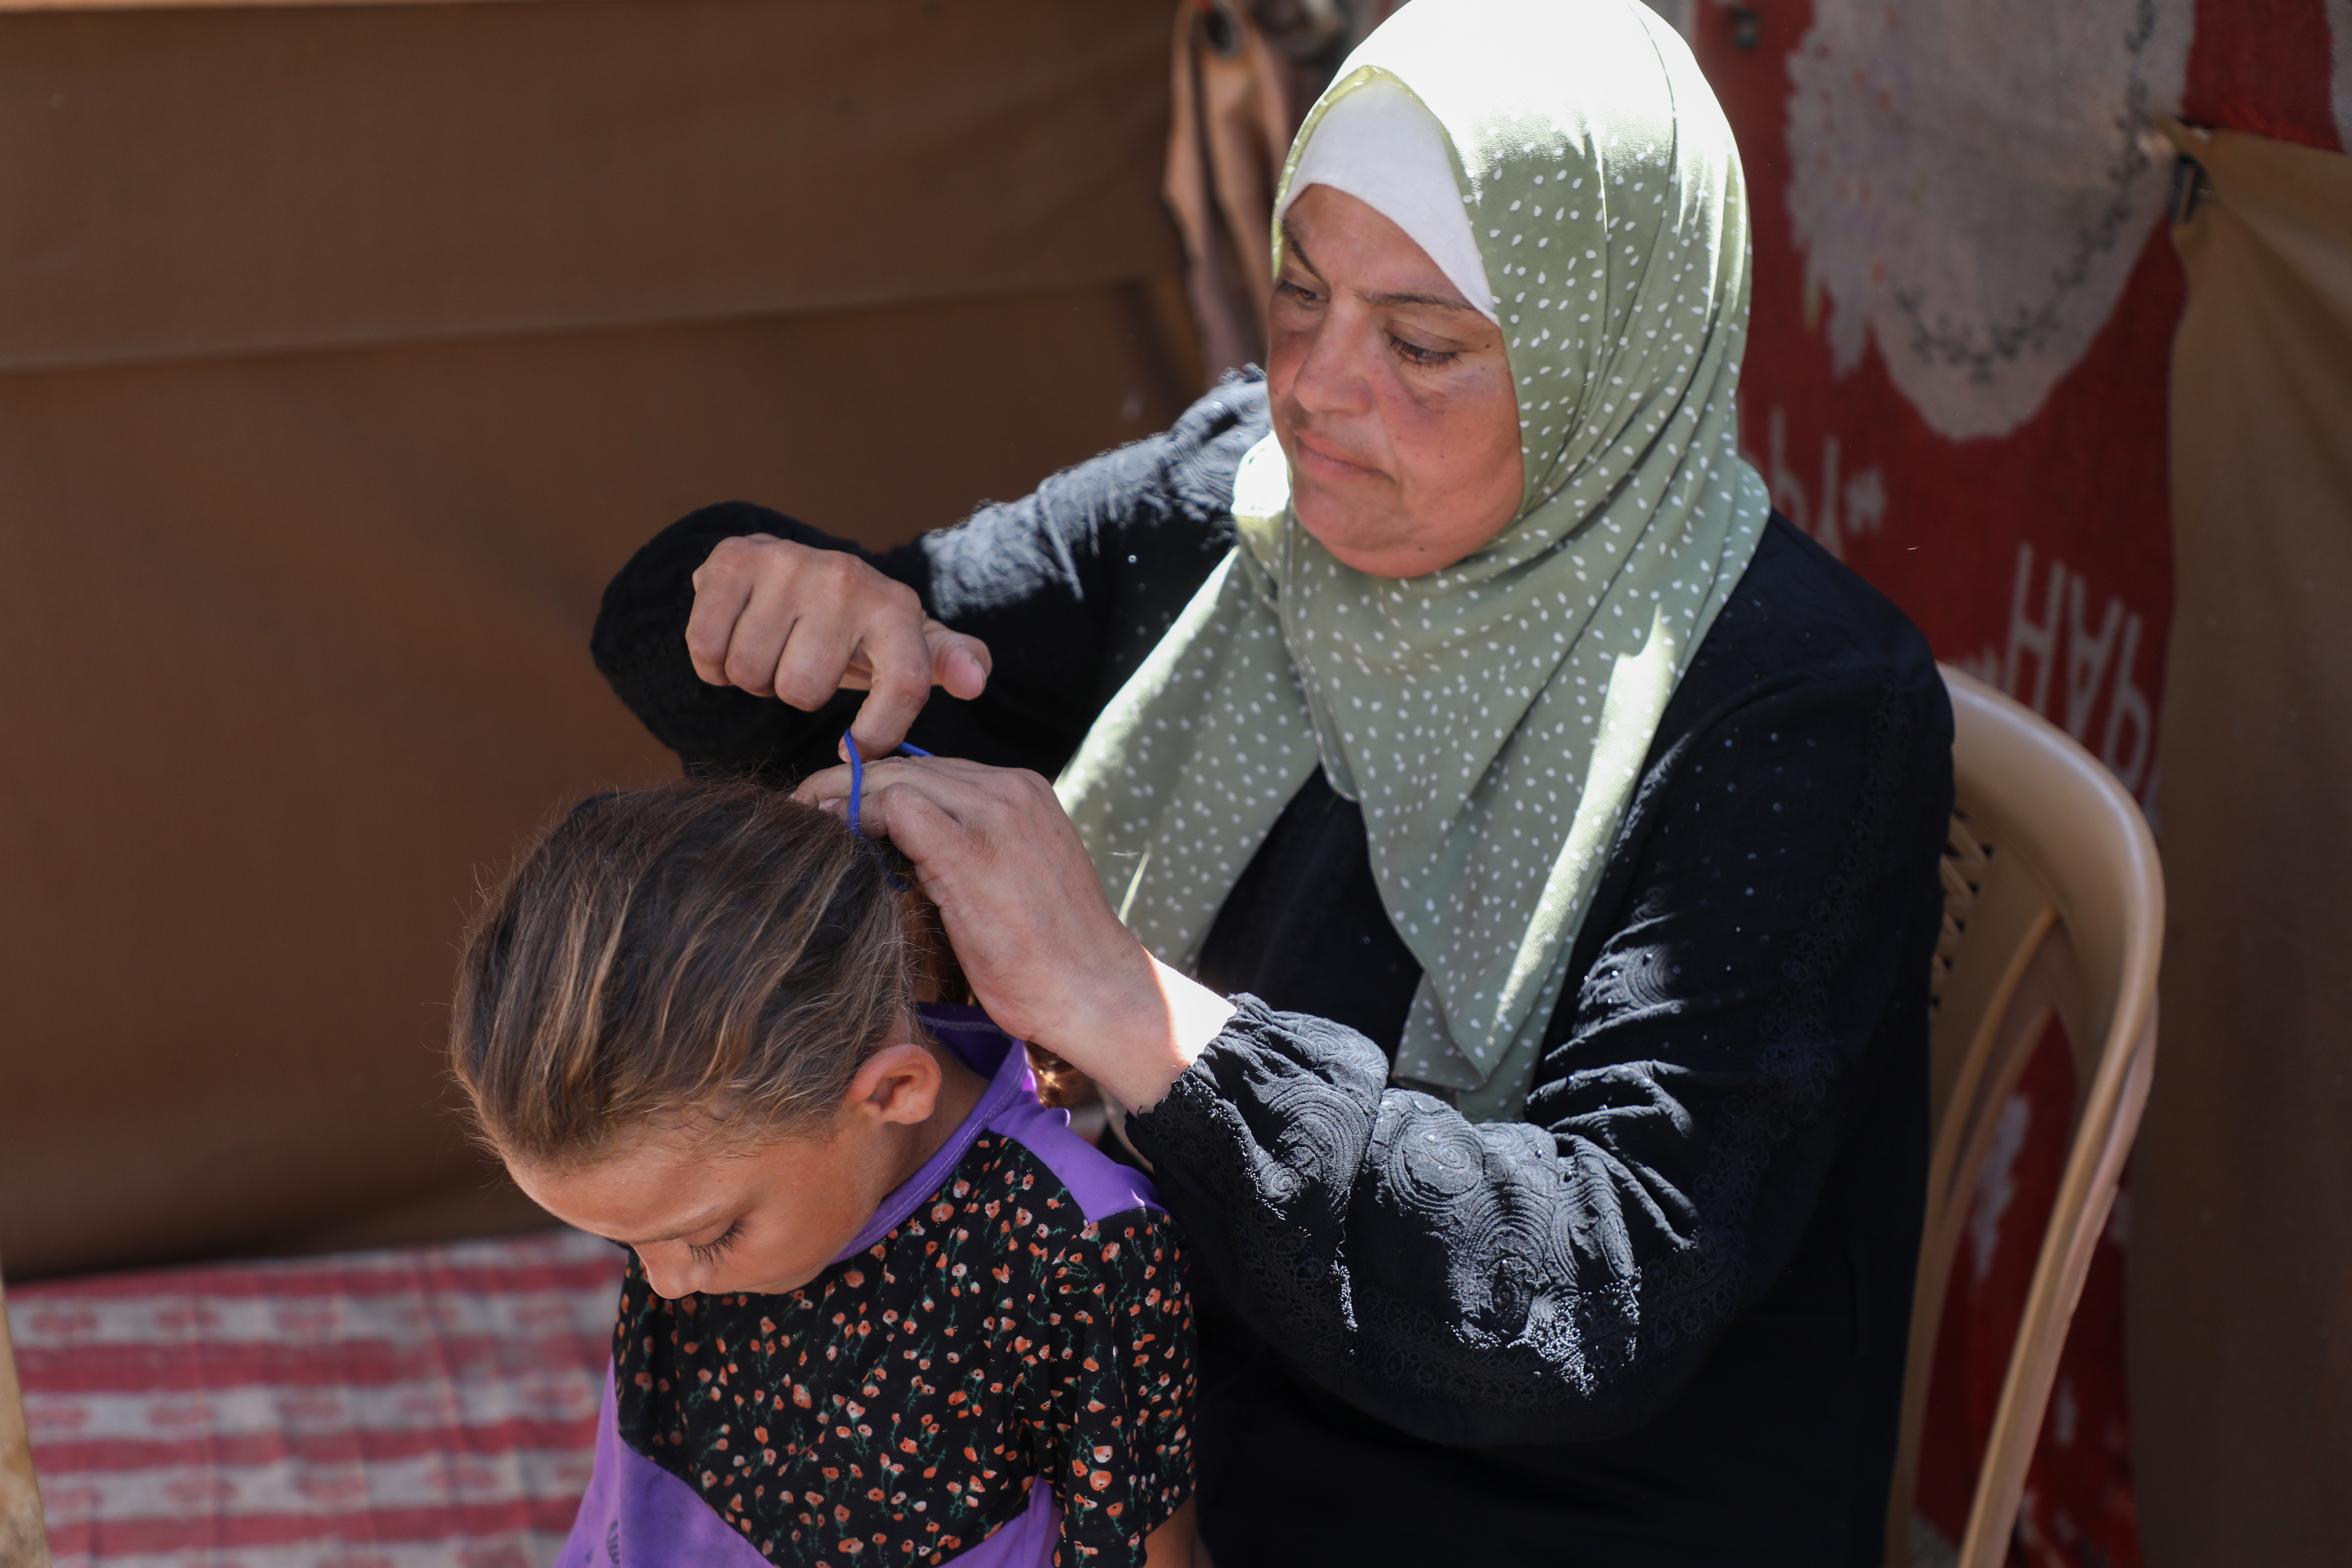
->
[688, 533, 993, 755]
[792, 756, 1235, 1110]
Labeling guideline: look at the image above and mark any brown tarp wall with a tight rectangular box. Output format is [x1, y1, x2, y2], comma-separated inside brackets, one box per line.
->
[2134, 125, 2352, 1568]
[0, 0, 1196, 1279]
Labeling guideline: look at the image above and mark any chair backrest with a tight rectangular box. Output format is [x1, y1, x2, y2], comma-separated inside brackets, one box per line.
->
[1884, 666, 2163, 1568]
[1, 1267, 53, 1568]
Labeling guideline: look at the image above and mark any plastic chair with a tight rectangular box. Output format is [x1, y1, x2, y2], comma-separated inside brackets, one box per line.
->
[1, 1265, 51, 1567]
[1883, 666, 2163, 1567]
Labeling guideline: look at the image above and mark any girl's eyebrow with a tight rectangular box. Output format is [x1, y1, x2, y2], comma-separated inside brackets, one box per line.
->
[628, 1208, 735, 1246]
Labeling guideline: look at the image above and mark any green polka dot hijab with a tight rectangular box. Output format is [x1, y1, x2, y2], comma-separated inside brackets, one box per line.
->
[1056, 0, 1770, 1121]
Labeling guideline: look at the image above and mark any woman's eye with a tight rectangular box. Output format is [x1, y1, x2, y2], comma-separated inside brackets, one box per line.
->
[688, 1221, 744, 1265]
[1388, 334, 1460, 368]
[1274, 277, 1321, 304]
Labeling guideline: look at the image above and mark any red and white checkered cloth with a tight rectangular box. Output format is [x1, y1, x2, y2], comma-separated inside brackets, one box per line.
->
[7, 1228, 624, 1568]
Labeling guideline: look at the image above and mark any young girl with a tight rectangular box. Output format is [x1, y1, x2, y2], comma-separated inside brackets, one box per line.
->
[449, 778, 1197, 1568]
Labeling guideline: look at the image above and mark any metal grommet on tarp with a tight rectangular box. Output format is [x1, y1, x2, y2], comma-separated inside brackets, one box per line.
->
[2170, 153, 2216, 223]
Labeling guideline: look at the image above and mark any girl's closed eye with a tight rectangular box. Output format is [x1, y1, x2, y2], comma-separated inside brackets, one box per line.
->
[687, 1220, 744, 1265]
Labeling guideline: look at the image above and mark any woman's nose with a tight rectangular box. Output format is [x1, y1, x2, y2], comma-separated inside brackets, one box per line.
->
[1289, 310, 1377, 419]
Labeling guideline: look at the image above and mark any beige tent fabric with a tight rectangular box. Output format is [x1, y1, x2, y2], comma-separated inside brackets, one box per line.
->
[2132, 121, 2352, 1567]
[0, 0, 1193, 1280]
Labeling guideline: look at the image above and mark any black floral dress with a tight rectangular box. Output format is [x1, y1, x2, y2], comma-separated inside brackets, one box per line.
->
[575, 1009, 1195, 1568]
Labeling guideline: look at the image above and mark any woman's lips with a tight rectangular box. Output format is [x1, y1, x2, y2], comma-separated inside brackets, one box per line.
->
[1291, 431, 1379, 480]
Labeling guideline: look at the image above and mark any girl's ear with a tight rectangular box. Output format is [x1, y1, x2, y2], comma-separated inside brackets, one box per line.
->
[846, 1041, 942, 1127]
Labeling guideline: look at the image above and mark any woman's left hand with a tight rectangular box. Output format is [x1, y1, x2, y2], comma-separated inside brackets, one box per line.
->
[793, 757, 1234, 1110]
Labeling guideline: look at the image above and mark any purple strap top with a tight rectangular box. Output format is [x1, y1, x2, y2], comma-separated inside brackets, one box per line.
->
[560, 1004, 1165, 1568]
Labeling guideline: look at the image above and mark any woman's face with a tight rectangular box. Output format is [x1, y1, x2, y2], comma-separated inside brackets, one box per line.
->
[1266, 184, 1524, 578]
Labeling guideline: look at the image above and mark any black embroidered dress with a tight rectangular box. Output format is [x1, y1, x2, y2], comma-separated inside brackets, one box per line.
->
[590, 376, 1956, 1568]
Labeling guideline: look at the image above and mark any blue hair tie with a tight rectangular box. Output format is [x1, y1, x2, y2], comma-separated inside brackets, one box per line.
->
[843, 731, 935, 890]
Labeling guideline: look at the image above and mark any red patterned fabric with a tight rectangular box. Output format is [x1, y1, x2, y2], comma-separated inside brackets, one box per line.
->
[1679, 1, 2348, 1561]
[7, 1229, 621, 1567]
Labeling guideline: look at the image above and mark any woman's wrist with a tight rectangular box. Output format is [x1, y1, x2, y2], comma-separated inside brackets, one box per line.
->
[1048, 946, 1235, 1113]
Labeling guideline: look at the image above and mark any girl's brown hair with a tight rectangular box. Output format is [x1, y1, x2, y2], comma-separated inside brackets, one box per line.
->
[451, 778, 964, 1169]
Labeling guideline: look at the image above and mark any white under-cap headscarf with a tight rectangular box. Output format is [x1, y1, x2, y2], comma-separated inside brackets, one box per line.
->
[1276, 76, 1499, 321]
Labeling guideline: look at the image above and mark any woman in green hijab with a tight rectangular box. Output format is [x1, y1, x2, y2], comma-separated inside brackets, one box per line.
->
[594, 0, 1953, 1560]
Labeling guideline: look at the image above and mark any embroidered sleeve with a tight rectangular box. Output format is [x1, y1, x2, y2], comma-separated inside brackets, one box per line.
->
[588, 379, 1265, 784]
[1038, 1210, 1197, 1568]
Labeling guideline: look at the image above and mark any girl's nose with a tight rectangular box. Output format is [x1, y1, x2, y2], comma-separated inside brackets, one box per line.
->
[639, 1247, 703, 1300]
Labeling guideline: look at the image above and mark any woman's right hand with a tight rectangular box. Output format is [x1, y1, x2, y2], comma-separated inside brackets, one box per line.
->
[792, 755, 1236, 1112]
[687, 533, 993, 755]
